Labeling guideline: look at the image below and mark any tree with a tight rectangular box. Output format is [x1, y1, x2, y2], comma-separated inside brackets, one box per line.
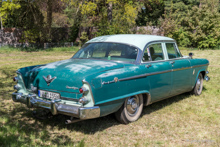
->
[159, 0, 220, 48]
[136, 0, 164, 26]
[0, 0, 21, 28]
[182, 0, 220, 48]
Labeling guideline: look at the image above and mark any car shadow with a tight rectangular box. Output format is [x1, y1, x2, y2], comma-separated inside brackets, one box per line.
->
[21, 91, 195, 134]
[141, 92, 192, 116]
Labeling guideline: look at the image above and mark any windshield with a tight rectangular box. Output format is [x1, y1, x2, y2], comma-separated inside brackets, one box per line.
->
[72, 43, 138, 62]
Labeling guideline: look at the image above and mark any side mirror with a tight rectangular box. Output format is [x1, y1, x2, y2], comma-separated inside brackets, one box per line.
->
[189, 52, 194, 59]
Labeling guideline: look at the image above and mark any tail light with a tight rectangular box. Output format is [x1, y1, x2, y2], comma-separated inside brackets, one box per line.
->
[13, 77, 19, 82]
[79, 87, 88, 94]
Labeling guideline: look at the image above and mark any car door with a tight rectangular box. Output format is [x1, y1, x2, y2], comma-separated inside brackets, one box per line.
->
[142, 42, 172, 101]
[165, 43, 192, 95]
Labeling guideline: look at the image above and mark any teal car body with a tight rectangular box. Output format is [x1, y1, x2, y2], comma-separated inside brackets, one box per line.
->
[12, 34, 210, 124]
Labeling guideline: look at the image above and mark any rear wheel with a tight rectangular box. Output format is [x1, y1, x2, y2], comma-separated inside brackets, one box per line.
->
[191, 73, 203, 95]
[115, 94, 143, 124]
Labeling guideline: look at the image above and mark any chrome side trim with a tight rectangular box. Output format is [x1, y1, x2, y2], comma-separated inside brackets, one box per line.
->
[103, 63, 209, 84]
[172, 66, 191, 72]
[82, 79, 95, 104]
[102, 69, 172, 84]
[118, 70, 172, 81]
[102, 79, 116, 85]
[192, 64, 209, 68]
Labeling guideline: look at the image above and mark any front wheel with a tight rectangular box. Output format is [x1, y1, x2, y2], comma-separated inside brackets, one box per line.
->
[191, 73, 204, 95]
[115, 94, 143, 124]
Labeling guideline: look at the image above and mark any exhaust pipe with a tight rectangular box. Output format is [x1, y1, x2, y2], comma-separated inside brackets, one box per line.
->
[65, 118, 82, 124]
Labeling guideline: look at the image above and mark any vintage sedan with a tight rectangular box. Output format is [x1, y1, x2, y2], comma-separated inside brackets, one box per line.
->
[12, 35, 210, 124]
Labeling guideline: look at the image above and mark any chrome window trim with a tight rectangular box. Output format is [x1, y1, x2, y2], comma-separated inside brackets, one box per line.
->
[164, 42, 183, 59]
[140, 56, 191, 64]
[174, 43, 183, 57]
[139, 40, 176, 64]
[142, 42, 166, 63]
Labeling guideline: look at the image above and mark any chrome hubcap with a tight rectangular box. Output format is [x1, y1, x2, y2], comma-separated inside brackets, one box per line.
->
[126, 96, 139, 116]
[196, 77, 201, 91]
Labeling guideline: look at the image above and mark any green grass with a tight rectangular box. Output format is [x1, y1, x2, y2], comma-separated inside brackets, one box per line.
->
[0, 48, 219, 146]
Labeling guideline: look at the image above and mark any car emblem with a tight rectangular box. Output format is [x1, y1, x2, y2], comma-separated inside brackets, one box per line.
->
[114, 77, 119, 82]
[66, 86, 79, 90]
[43, 75, 56, 86]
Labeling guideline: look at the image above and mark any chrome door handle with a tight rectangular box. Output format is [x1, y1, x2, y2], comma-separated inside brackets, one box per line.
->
[145, 64, 152, 68]
[170, 61, 175, 64]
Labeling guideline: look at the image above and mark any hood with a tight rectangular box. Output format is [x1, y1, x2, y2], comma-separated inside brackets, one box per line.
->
[26, 59, 124, 93]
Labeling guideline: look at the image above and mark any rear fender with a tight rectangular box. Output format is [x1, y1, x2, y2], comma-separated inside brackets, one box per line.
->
[98, 90, 151, 117]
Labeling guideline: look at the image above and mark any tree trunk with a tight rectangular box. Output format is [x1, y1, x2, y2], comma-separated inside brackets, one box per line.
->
[70, 4, 82, 43]
[199, 0, 202, 8]
[107, 2, 112, 24]
[0, 16, 3, 30]
[47, 0, 53, 40]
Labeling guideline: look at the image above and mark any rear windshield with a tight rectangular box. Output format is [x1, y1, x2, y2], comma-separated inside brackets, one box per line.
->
[72, 43, 138, 62]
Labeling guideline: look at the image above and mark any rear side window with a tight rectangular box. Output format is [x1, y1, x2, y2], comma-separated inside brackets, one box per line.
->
[143, 43, 164, 62]
[166, 43, 181, 59]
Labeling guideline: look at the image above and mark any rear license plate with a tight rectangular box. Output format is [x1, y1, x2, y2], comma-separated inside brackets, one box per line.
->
[38, 90, 60, 100]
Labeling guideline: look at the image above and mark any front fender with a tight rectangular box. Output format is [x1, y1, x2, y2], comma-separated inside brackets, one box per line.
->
[193, 68, 207, 87]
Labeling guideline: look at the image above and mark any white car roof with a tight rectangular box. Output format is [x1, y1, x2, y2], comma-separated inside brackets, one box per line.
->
[86, 34, 174, 50]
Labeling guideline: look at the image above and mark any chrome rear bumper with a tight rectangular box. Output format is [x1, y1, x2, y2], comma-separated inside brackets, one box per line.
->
[12, 93, 100, 119]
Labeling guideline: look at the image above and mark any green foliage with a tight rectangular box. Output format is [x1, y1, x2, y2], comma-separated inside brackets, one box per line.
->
[66, 6, 82, 42]
[160, 0, 220, 49]
[164, 0, 200, 15]
[0, 1, 45, 43]
[79, 31, 89, 46]
[95, 1, 138, 36]
[66, 0, 139, 36]
[136, 0, 164, 26]
[182, 3, 220, 48]
[0, 0, 21, 25]
[1, 0, 220, 49]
